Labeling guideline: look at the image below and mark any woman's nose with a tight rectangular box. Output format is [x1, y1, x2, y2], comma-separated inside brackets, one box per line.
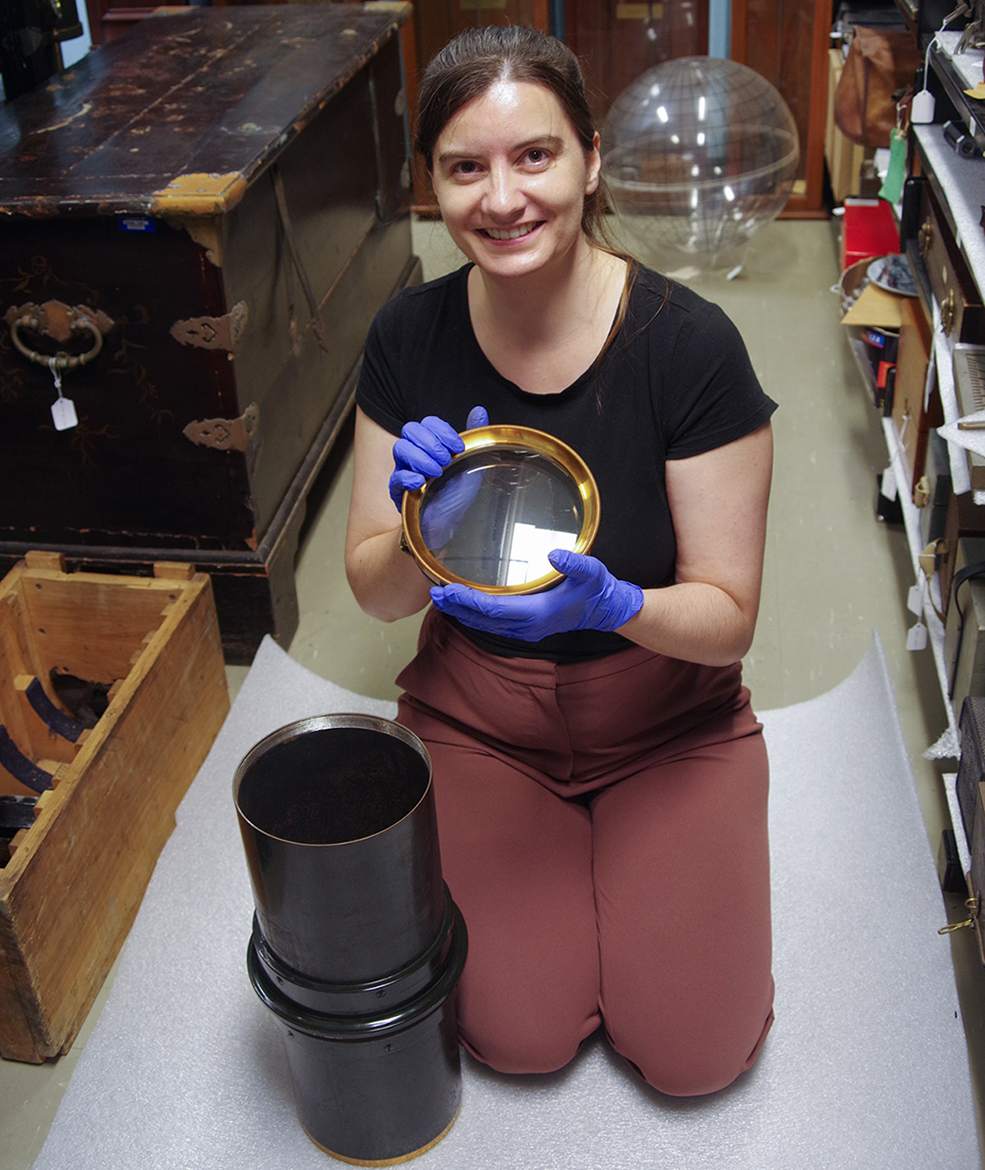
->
[483, 163, 523, 218]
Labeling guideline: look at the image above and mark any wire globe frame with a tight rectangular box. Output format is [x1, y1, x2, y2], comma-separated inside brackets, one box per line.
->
[602, 57, 800, 270]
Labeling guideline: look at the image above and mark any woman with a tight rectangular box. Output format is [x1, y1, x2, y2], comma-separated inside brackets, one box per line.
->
[345, 26, 776, 1097]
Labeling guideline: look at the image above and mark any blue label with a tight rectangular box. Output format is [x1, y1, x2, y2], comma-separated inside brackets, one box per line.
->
[119, 217, 155, 232]
[864, 330, 885, 347]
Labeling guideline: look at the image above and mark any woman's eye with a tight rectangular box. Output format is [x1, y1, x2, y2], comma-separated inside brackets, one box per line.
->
[453, 160, 480, 175]
[525, 148, 550, 165]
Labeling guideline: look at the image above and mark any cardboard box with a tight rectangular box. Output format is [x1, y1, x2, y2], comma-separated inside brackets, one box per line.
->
[825, 49, 866, 204]
[0, 554, 228, 1062]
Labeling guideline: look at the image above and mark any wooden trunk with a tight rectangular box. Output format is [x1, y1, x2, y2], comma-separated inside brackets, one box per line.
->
[0, 5, 418, 662]
[0, 553, 229, 1062]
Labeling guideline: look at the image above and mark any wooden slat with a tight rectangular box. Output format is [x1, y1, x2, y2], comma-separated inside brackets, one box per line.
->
[17, 572, 185, 684]
[153, 562, 195, 582]
[23, 553, 66, 573]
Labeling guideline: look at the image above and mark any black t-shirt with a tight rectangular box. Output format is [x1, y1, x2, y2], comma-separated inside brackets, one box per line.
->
[357, 263, 777, 662]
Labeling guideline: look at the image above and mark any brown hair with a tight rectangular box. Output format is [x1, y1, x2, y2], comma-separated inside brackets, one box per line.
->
[415, 25, 609, 243]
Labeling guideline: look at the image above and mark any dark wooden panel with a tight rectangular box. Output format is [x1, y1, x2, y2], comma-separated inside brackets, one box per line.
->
[730, 0, 830, 215]
[563, 0, 708, 123]
[228, 213, 415, 537]
[918, 180, 985, 345]
[370, 34, 412, 222]
[0, 216, 250, 547]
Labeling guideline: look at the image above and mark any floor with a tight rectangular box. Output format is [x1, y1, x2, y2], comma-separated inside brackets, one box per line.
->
[2, 215, 984, 1167]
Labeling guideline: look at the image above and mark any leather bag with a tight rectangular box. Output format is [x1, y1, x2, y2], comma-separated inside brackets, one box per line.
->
[834, 26, 922, 148]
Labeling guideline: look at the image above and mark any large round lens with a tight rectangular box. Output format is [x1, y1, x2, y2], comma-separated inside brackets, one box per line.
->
[401, 427, 600, 594]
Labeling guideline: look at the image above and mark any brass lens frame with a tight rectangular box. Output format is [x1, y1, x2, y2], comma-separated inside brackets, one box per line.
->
[401, 425, 601, 594]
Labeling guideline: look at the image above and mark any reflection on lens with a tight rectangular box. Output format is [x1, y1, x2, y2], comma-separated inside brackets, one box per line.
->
[419, 449, 583, 588]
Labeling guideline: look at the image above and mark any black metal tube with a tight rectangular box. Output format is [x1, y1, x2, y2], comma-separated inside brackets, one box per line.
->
[248, 913, 466, 1164]
[233, 714, 446, 983]
[233, 714, 467, 1164]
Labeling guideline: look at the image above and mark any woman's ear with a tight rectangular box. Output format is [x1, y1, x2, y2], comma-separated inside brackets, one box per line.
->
[585, 130, 602, 195]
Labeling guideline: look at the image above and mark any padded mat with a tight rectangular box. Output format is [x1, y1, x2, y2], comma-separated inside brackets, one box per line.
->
[32, 635, 979, 1168]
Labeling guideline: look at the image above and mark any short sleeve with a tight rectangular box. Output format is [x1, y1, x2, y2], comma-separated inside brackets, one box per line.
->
[662, 301, 777, 460]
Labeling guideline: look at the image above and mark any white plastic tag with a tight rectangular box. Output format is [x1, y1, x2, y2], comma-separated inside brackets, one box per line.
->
[907, 583, 925, 616]
[881, 465, 898, 501]
[906, 622, 928, 651]
[911, 89, 936, 124]
[51, 396, 78, 430]
[49, 359, 78, 431]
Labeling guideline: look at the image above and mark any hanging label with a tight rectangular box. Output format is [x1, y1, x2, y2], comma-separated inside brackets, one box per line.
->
[907, 583, 925, 616]
[48, 359, 78, 431]
[906, 622, 928, 651]
[881, 465, 898, 501]
[51, 396, 78, 430]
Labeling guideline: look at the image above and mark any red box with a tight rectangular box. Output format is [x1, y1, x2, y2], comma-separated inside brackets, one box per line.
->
[841, 198, 901, 271]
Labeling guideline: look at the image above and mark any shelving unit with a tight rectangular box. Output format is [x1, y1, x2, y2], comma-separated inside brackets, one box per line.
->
[843, 319, 955, 741]
[860, 34, 985, 879]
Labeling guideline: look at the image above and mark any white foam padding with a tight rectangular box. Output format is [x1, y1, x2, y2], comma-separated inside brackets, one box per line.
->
[33, 634, 979, 1169]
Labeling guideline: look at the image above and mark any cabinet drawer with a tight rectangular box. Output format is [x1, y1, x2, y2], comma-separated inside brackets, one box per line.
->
[891, 295, 941, 493]
[918, 182, 985, 343]
[941, 492, 985, 619]
[944, 537, 985, 713]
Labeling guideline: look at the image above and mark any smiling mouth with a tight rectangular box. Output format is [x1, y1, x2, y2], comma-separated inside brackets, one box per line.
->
[480, 223, 541, 241]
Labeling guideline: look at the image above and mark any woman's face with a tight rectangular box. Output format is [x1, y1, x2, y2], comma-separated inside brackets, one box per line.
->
[430, 79, 600, 282]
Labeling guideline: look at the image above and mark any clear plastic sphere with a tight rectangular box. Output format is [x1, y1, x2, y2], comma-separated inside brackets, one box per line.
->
[602, 57, 799, 270]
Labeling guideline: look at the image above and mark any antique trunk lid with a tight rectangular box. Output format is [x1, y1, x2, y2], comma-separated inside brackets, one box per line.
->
[0, 4, 408, 219]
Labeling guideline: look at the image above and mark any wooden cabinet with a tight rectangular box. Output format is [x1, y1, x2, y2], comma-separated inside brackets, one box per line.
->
[0, 5, 417, 661]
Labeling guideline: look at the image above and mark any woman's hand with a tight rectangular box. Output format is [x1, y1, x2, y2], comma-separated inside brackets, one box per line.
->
[389, 406, 488, 509]
[429, 548, 643, 641]
[347, 407, 490, 624]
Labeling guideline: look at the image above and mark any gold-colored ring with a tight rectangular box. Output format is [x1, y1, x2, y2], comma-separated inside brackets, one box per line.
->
[401, 424, 600, 595]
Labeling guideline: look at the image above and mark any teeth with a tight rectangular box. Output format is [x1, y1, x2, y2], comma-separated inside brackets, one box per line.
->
[484, 224, 536, 240]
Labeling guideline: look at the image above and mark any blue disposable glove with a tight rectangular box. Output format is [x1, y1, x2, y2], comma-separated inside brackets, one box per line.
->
[389, 406, 488, 510]
[429, 548, 644, 641]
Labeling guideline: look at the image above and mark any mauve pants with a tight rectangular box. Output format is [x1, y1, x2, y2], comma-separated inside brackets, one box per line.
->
[396, 609, 774, 1097]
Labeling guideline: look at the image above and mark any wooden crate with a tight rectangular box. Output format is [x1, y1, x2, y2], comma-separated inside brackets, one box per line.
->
[0, 552, 229, 1062]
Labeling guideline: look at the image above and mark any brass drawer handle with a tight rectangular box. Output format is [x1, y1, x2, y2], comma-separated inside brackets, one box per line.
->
[10, 314, 102, 370]
[3, 299, 112, 370]
[919, 217, 933, 259]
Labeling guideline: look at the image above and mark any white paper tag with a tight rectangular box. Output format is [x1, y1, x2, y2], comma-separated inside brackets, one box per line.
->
[51, 396, 78, 431]
[907, 583, 925, 616]
[906, 622, 928, 651]
[881, 465, 898, 501]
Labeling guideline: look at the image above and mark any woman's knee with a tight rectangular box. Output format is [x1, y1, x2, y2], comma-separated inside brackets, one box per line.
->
[609, 1004, 775, 1097]
[460, 1005, 598, 1076]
